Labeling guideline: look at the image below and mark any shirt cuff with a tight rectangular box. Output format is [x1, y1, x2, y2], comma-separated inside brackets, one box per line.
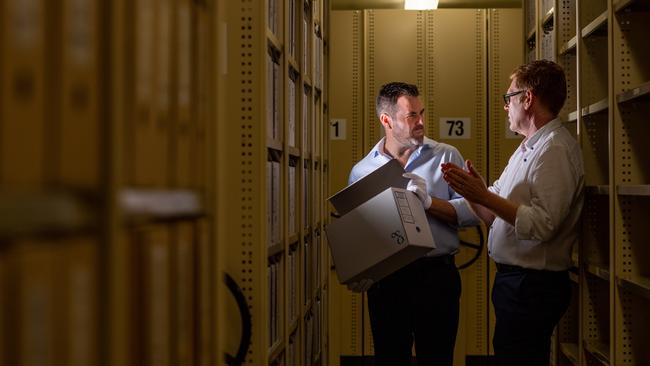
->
[514, 204, 533, 239]
[450, 198, 481, 227]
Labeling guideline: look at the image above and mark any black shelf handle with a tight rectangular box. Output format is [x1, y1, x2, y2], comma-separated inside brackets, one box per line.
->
[224, 273, 252, 366]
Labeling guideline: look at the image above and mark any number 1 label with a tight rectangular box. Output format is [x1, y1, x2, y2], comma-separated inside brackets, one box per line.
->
[330, 118, 346, 140]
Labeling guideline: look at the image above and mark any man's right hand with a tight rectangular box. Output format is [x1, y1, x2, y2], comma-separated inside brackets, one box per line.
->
[346, 278, 374, 292]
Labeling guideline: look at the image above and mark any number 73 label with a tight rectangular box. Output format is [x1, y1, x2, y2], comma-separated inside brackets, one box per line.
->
[439, 118, 471, 139]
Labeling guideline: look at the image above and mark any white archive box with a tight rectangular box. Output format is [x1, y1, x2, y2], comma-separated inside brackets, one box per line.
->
[325, 160, 436, 284]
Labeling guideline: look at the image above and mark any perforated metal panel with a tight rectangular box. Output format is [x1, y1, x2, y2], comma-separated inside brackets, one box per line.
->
[488, 9, 523, 185]
[328, 10, 362, 192]
[558, 0, 575, 44]
[612, 11, 650, 363]
[582, 113, 610, 186]
[557, 0, 577, 124]
[582, 273, 610, 363]
[352, 12, 362, 163]
[365, 11, 376, 153]
[424, 9, 490, 360]
[222, 0, 265, 363]
[557, 283, 579, 351]
[363, 10, 423, 153]
[328, 10, 365, 359]
[580, 37, 609, 107]
[583, 194, 609, 268]
[425, 10, 485, 168]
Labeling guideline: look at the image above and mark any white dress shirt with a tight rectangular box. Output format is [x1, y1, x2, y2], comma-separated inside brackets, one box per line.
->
[487, 118, 584, 271]
[349, 136, 479, 256]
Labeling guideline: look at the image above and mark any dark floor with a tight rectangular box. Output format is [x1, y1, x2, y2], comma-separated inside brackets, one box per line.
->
[340, 355, 497, 366]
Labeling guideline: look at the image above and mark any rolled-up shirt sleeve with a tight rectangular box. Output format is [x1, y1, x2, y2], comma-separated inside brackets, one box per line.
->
[514, 144, 578, 242]
[450, 197, 480, 227]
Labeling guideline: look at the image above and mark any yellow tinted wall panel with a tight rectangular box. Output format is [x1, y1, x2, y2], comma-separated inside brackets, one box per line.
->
[328, 11, 363, 193]
[425, 10, 486, 166]
[364, 10, 424, 152]
[59, 0, 101, 188]
[1, 0, 46, 186]
[328, 10, 364, 358]
[488, 9, 523, 184]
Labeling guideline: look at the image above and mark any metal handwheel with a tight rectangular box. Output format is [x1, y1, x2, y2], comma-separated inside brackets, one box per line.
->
[224, 273, 252, 366]
[457, 225, 485, 270]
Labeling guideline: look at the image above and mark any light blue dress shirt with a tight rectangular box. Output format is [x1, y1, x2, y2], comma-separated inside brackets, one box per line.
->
[348, 136, 479, 256]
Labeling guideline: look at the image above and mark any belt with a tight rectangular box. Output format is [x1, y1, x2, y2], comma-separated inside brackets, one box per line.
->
[495, 262, 568, 275]
[421, 254, 455, 266]
[495, 262, 528, 273]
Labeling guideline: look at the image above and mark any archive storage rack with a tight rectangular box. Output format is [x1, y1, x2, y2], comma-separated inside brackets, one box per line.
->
[612, 0, 650, 365]
[525, 0, 650, 365]
[1, 0, 222, 366]
[219, 0, 330, 364]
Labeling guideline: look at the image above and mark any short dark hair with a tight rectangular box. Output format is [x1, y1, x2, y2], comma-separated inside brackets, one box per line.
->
[376, 82, 420, 119]
[511, 60, 566, 115]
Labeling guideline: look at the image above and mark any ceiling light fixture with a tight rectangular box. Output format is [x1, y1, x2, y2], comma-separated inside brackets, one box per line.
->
[404, 0, 439, 9]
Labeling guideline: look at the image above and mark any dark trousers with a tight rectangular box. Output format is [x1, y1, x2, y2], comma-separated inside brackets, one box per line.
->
[367, 255, 461, 366]
[492, 266, 571, 366]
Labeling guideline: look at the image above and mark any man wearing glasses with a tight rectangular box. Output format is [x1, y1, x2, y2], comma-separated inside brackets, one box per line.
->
[441, 60, 584, 366]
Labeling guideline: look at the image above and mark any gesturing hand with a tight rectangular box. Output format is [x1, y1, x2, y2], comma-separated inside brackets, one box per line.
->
[441, 160, 487, 203]
[403, 172, 432, 210]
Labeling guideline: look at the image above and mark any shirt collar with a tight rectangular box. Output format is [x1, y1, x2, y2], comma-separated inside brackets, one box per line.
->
[371, 137, 391, 159]
[371, 136, 435, 159]
[521, 117, 562, 151]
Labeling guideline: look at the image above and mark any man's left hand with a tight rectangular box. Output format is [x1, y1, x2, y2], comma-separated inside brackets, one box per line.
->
[403, 172, 432, 210]
[441, 160, 488, 204]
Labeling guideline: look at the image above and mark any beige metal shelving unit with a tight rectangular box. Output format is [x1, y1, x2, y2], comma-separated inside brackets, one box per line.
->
[0, 0, 331, 364]
[0, 0, 222, 365]
[525, 0, 650, 365]
[219, 0, 330, 363]
[612, 0, 650, 364]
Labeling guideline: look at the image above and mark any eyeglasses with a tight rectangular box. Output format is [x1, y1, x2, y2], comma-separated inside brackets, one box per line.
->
[503, 90, 526, 106]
